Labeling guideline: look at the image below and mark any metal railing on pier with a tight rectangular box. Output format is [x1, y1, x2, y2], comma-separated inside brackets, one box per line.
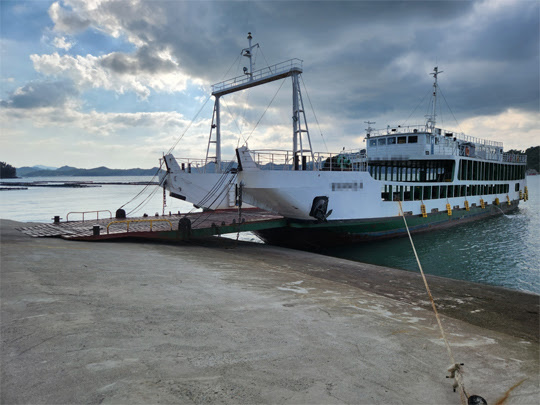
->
[66, 210, 112, 222]
[106, 218, 173, 234]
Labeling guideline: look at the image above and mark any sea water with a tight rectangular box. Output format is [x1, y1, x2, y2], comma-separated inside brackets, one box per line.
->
[1, 176, 538, 294]
[0, 176, 196, 222]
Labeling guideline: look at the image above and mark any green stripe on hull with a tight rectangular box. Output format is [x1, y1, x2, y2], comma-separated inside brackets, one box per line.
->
[255, 201, 519, 248]
[294, 202, 517, 236]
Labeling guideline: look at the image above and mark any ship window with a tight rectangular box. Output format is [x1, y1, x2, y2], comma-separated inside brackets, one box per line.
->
[378, 138, 387, 146]
[404, 186, 411, 201]
[382, 185, 390, 201]
[515, 183, 519, 192]
[440, 186, 447, 199]
[369, 139, 377, 147]
[408, 135, 418, 143]
[423, 186, 431, 200]
[388, 137, 396, 145]
[397, 136, 407, 144]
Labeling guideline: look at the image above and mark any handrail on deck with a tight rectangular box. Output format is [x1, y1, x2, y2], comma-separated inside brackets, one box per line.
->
[67, 210, 112, 222]
[106, 218, 173, 234]
[248, 149, 368, 172]
[368, 125, 504, 149]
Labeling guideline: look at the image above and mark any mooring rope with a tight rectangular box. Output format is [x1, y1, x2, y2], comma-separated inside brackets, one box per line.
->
[397, 201, 471, 405]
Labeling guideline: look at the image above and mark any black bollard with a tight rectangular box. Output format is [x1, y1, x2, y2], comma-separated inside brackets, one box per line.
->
[468, 395, 487, 405]
[178, 217, 192, 238]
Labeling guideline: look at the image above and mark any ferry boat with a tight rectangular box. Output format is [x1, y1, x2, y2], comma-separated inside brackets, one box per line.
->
[235, 68, 529, 249]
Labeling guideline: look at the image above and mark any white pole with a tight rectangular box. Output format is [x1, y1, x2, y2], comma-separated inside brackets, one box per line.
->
[292, 73, 299, 169]
[248, 32, 253, 80]
[216, 96, 221, 173]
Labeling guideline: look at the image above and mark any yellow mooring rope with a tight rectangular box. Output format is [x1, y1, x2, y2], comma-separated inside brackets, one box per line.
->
[397, 201, 472, 405]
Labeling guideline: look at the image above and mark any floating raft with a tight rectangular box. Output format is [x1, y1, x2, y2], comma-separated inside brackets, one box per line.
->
[17, 209, 286, 241]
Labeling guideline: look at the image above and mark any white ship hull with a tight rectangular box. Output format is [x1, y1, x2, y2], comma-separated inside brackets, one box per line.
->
[239, 167, 526, 221]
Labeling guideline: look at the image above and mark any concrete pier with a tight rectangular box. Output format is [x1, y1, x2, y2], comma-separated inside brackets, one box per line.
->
[1, 219, 538, 404]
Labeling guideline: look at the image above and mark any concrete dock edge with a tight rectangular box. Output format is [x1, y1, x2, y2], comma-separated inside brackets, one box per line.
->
[1, 219, 538, 404]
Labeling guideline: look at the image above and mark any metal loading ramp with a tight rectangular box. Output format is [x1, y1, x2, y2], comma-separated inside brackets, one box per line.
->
[17, 209, 286, 241]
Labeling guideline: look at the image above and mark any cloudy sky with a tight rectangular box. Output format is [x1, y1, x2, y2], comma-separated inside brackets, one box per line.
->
[1, 0, 538, 169]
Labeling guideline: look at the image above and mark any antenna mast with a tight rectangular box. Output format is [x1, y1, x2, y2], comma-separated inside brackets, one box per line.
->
[426, 66, 443, 131]
[365, 121, 376, 137]
[242, 32, 259, 80]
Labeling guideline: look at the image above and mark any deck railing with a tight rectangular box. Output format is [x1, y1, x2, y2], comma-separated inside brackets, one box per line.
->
[368, 125, 504, 148]
[168, 157, 238, 174]
[247, 149, 368, 172]
[503, 153, 527, 163]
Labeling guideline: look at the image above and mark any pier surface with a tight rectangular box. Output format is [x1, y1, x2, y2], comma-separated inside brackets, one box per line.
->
[16, 209, 285, 240]
[1, 219, 538, 404]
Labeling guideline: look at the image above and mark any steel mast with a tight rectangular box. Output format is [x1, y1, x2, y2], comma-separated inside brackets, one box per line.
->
[207, 33, 307, 171]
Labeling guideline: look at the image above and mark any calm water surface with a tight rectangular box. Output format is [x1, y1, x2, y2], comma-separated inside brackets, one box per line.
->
[0, 176, 196, 222]
[1, 175, 538, 294]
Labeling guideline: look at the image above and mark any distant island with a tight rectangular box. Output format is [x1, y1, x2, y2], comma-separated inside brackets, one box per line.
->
[15, 165, 162, 177]
[1, 162, 17, 179]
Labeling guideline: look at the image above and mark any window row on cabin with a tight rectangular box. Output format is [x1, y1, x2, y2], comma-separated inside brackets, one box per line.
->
[368, 135, 418, 147]
[381, 183, 511, 202]
[458, 159, 525, 181]
[369, 160, 454, 182]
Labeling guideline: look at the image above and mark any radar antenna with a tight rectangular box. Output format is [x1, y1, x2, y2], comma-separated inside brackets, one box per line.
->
[365, 121, 376, 137]
[241, 32, 259, 81]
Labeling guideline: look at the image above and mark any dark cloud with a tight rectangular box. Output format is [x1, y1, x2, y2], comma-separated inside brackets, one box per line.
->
[99, 45, 176, 75]
[0, 80, 78, 109]
[49, 0, 539, 130]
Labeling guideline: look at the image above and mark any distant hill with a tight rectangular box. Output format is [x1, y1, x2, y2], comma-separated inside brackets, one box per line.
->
[17, 165, 162, 177]
[17, 165, 59, 176]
